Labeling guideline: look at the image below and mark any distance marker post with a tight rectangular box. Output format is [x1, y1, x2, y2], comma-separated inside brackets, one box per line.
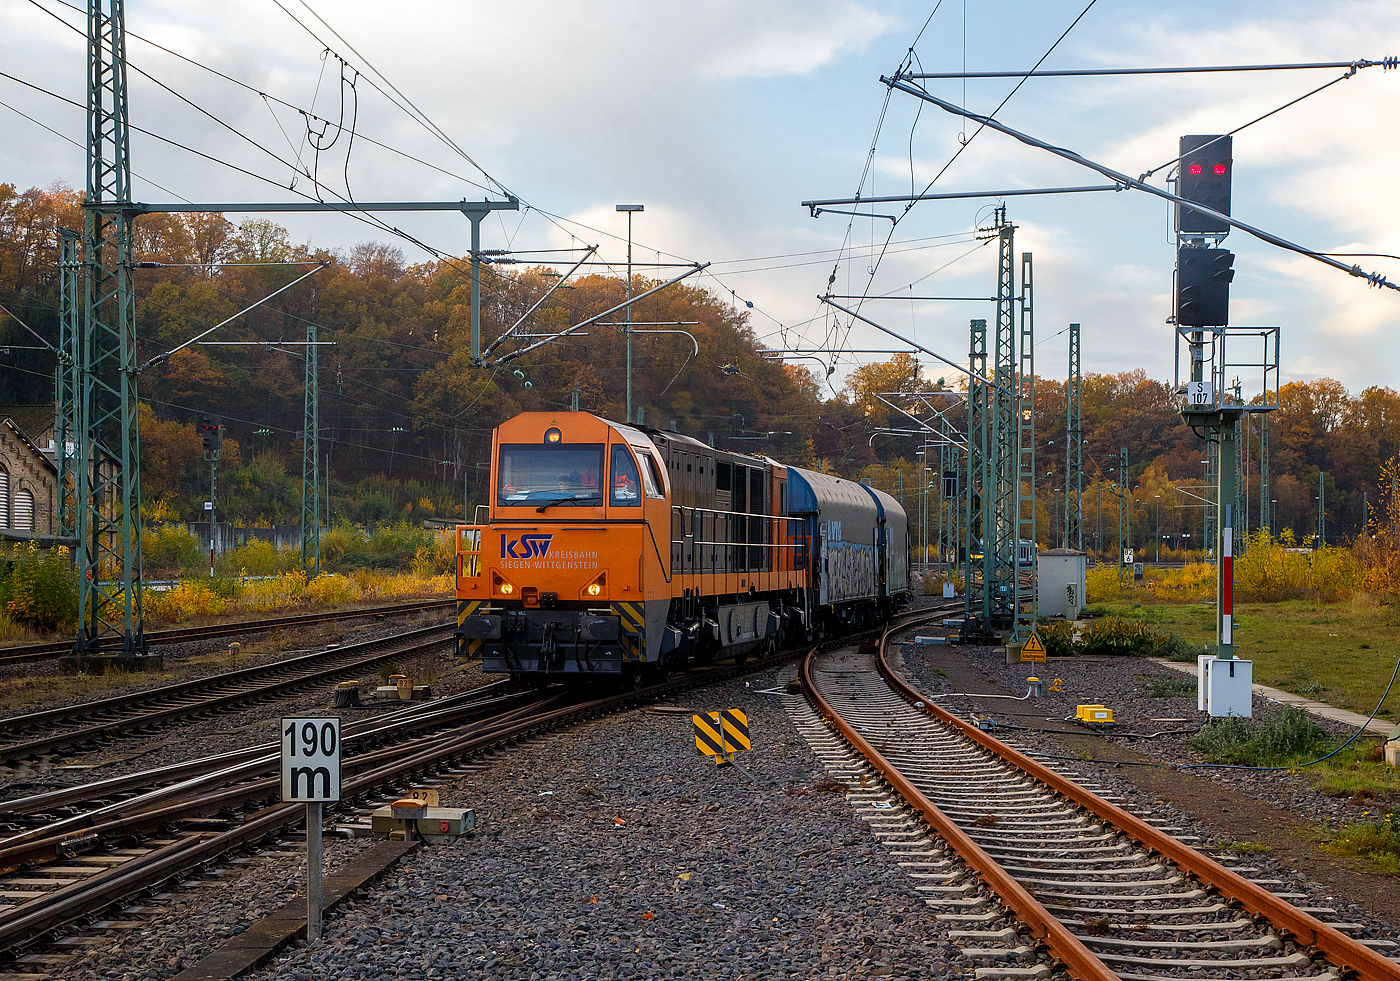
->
[281, 717, 341, 942]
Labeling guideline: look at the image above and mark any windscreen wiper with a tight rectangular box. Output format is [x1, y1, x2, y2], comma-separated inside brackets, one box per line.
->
[537, 494, 602, 513]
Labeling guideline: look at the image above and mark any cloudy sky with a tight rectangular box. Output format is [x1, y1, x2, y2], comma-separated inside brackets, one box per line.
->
[2, 0, 1396, 399]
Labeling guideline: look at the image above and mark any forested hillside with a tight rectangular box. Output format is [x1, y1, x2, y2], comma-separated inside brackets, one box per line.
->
[2, 181, 1394, 545]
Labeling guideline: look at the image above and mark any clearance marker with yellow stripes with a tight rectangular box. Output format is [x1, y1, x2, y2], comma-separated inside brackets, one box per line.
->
[693, 709, 750, 765]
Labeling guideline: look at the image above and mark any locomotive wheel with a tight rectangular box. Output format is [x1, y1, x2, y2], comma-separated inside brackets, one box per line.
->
[652, 652, 676, 683]
[624, 665, 646, 691]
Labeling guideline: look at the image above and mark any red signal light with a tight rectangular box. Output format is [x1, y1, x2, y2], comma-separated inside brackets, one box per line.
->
[1188, 163, 1202, 175]
[1214, 163, 1226, 174]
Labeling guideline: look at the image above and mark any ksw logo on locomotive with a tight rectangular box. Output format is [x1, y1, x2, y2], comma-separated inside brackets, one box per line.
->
[498, 533, 600, 570]
[501, 533, 553, 559]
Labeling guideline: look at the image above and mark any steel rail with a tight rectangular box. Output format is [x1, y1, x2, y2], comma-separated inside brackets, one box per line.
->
[0, 607, 950, 952]
[801, 620, 1122, 981]
[0, 626, 454, 762]
[0, 681, 520, 818]
[0, 685, 539, 867]
[0, 694, 580, 950]
[870, 639, 1400, 981]
[0, 598, 453, 663]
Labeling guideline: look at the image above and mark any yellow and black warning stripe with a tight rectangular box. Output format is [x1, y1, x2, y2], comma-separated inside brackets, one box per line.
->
[692, 709, 750, 757]
[611, 601, 645, 661]
[456, 599, 483, 658]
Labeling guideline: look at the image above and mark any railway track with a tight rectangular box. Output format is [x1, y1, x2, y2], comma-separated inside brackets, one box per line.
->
[794, 619, 1400, 981]
[0, 604, 962, 965]
[0, 598, 454, 666]
[0, 624, 455, 765]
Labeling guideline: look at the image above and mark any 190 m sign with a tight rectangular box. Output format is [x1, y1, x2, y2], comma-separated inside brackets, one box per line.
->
[281, 716, 341, 802]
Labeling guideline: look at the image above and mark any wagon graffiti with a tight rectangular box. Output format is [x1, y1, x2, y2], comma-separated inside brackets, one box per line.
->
[823, 540, 875, 604]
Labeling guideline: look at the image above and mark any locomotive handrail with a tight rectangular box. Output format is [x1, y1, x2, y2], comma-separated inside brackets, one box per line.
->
[669, 505, 807, 577]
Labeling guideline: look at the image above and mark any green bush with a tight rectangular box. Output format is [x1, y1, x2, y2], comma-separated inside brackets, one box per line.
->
[1037, 620, 1077, 658]
[1149, 677, 1197, 698]
[320, 522, 439, 573]
[144, 524, 204, 571]
[1159, 633, 1206, 663]
[1078, 617, 1167, 656]
[215, 538, 292, 576]
[1189, 705, 1328, 766]
[0, 544, 79, 632]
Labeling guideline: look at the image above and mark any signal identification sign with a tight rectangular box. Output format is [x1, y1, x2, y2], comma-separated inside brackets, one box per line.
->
[281, 717, 341, 802]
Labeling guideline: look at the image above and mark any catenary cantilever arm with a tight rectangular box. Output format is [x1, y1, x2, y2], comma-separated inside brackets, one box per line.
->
[881, 73, 1398, 292]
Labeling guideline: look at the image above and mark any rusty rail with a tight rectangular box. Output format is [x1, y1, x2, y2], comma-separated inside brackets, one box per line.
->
[800, 623, 1122, 981]
[0, 598, 454, 663]
[870, 629, 1400, 981]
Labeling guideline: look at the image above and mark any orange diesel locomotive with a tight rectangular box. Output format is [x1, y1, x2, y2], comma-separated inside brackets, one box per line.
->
[455, 412, 908, 685]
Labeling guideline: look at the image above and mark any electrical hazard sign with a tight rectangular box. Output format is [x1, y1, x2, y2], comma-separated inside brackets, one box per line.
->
[693, 709, 750, 764]
[1020, 632, 1046, 663]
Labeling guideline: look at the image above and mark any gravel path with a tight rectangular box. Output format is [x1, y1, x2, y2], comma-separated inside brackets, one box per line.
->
[246, 671, 967, 981]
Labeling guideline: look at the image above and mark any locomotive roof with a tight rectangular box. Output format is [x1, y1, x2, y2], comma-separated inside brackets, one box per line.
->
[638, 425, 770, 467]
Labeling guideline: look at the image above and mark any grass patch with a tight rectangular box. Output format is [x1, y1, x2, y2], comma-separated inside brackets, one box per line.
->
[1322, 816, 1400, 876]
[1149, 678, 1196, 698]
[1311, 741, 1400, 801]
[1222, 841, 1272, 854]
[1189, 706, 1328, 766]
[1088, 598, 1400, 723]
[0, 664, 176, 712]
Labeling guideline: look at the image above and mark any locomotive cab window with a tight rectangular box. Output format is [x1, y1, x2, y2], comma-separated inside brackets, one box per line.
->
[610, 445, 642, 507]
[497, 443, 603, 506]
[637, 450, 665, 499]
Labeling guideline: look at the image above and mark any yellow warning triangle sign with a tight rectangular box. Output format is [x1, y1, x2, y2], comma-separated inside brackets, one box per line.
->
[1021, 631, 1046, 661]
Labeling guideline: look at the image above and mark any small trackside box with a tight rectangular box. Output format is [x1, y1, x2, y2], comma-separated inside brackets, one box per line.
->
[372, 805, 477, 843]
[461, 615, 502, 640]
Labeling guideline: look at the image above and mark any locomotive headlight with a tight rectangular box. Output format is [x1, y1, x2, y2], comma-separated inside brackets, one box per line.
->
[580, 571, 607, 600]
[500, 582, 515, 594]
[544, 427, 562, 444]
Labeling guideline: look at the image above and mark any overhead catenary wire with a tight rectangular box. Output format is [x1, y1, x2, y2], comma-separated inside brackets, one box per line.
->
[881, 75, 1400, 292]
[811, 0, 1100, 374]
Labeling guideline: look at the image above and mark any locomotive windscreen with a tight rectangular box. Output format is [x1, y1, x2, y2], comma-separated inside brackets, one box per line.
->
[498, 443, 604, 505]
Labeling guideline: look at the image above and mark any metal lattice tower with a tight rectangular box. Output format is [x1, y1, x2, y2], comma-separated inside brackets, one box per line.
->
[75, 0, 145, 655]
[1014, 252, 1036, 640]
[1118, 447, 1130, 576]
[1065, 322, 1083, 551]
[988, 208, 1018, 629]
[1203, 431, 1217, 561]
[1259, 413, 1270, 534]
[56, 229, 81, 538]
[301, 317, 320, 575]
[1232, 377, 1246, 546]
[964, 318, 988, 626]
[1318, 471, 1326, 546]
